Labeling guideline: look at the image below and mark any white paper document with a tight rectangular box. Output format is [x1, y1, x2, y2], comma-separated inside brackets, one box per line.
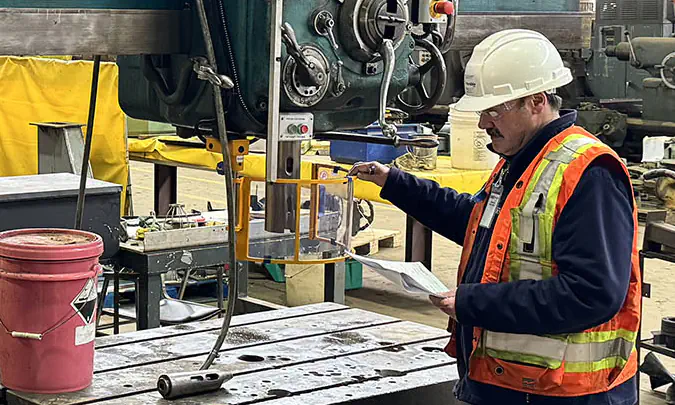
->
[346, 252, 450, 298]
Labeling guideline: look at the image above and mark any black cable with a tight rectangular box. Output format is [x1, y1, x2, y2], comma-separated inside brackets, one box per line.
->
[75, 55, 101, 230]
[439, 0, 459, 54]
[194, 0, 238, 371]
[215, 0, 265, 130]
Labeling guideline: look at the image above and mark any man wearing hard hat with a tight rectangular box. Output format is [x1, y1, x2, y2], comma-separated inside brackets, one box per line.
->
[350, 29, 639, 404]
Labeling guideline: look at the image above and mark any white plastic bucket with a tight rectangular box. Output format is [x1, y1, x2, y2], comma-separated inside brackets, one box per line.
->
[448, 104, 499, 170]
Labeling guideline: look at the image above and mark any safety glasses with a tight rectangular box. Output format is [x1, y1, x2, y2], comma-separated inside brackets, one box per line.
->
[477, 100, 519, 121]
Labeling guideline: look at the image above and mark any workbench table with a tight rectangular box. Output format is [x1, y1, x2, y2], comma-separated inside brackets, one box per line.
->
[114, 215, 346, 330]
[5, 303, 459, 405]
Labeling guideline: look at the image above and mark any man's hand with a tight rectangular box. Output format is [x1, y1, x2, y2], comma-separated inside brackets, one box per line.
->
[347, 161, 390, 187]
[429, 289, 457, 320]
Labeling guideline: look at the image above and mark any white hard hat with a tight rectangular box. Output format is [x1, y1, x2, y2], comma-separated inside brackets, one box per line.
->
[454, 29, 573, 112]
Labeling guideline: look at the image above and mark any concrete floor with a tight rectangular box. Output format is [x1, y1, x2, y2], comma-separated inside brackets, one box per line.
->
[129, 160, 675, 404]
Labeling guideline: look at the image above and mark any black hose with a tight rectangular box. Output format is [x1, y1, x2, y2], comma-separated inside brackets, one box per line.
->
[141, 56, 196, 106]
[215, 0, 264, 130]
[439, 0, 459, 54]
[194, 0, 238, 371]
[75, 55, 101, 230]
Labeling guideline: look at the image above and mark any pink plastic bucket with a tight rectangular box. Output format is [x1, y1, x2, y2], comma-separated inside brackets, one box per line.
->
[0, 229, 103, 393]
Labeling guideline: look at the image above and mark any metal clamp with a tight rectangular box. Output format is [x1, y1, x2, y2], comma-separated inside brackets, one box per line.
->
[192, 57, 234, 89]
[378, 39, 397, 138]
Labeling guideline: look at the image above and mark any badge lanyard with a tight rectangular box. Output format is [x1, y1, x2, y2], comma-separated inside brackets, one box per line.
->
[479, 166, 508, 229]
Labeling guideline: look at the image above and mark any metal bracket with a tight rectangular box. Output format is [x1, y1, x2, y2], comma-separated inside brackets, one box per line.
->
[365, 61, 380, 75]
[32, 122, 93, 178]
[192, 57, 234, 89]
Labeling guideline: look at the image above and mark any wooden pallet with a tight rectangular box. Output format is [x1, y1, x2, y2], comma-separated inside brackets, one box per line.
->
[352, 228, 402, 256]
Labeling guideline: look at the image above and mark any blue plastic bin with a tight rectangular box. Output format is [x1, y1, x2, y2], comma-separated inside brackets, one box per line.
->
[329, 124, 426, 164]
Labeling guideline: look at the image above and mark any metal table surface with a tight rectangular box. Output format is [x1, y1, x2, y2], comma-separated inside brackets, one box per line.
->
[6, 303, 459, 405]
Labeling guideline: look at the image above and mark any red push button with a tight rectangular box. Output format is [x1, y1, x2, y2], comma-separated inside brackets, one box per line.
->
[300, 124, 310, 134]
[433, 1, 455, 15]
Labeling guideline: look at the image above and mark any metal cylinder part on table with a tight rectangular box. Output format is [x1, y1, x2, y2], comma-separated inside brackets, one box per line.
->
[157, 371, 233, 399]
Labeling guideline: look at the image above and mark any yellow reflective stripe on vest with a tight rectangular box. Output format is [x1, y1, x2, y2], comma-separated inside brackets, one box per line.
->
[567, 329, 637, 344]
[485, 331, 567, 368]
[564, 337, 634, 362]
[483, 331, 635, 372]
[509, 135, 600, 282]
[565, 356, 630, 373]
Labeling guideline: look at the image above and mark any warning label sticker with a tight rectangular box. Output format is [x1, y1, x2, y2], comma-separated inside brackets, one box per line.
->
[75, 322, 96, 346]
[71, 278, 97, 325]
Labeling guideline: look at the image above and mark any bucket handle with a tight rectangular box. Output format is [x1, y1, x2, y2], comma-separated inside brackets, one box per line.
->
[0, 264, 102, 340]
[0, 266, 99, 282]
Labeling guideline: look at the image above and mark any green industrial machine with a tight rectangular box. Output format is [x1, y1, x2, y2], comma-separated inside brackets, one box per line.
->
[0, 0, 462, 236]
[574, 0, 675, 161]
[0, 0, 183, 8]
[0, 0, 595, 133]
[586, 0, 674, 100]
[409, 0, 593, 123]
[0, 0, 454, 135]
[606, 37, 675, 121]
[117, 0, 422, 134]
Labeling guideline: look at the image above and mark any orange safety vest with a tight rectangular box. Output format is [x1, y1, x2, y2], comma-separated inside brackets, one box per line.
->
[445, 126, 641, 396]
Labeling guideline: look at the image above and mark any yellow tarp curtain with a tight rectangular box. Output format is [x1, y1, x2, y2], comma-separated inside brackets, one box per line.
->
[0, 57, 128, 212]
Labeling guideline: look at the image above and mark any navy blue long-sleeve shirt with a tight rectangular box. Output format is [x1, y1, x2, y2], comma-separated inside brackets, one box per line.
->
[380, 111, 637, 405]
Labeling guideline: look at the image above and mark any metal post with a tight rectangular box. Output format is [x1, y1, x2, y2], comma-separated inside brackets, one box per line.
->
[264, 0, 291, 234]
[265, 142, 301, 233]
[113, 266, 120, 335]
[265, 0, 283, 184]
[405, 215, 433, 270]
[74, 55, 101, 230]
[217, 264, 225, 313]
[636, 251, 645, 404]
[237, 261, 250, 298]
[137, 273, 162, 330]
[154, 164, 177, 215]
[324, 262, 346, 304]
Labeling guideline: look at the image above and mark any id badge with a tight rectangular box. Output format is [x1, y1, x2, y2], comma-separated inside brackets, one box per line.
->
[479, 182, 503, 229]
